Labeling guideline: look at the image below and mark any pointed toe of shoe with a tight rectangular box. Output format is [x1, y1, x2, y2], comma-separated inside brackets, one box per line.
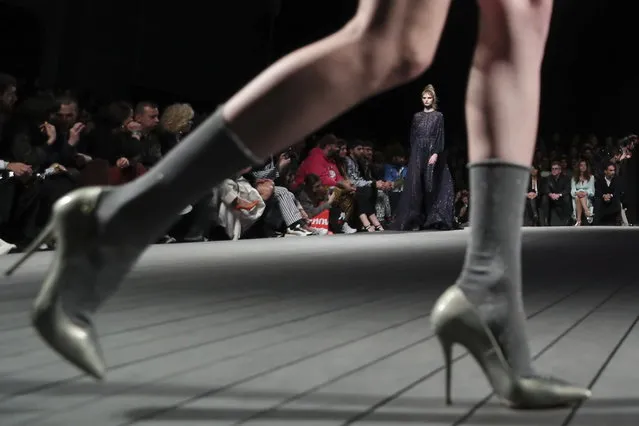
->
[32, 307, 107, 381]
[509, 377, 592, 409]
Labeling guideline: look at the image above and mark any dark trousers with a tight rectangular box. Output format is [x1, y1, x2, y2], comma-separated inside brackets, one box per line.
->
[544, 196, 572, 226]
[168, 194, 215, 241]
[355, 185, 377, 216]
[241, 197, 285, 239]
[524, 196, 547, 226]
[1, 174, 77, 246]
[389, 191, 402, 215]
[594, 198, 622, 226]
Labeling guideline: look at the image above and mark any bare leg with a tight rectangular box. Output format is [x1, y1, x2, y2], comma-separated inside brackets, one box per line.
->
[575, 197, 584, 224]
[455, 0, 553, 376]
[369, 214, 383, 229]
[224, 0, 452, 158]
[578, 197, 591, 218]
[466, 0, 552, 164]
[359, 214, 373, 230]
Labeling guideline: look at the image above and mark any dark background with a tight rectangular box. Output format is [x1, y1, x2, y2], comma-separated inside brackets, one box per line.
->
[1, 0, 637, 147]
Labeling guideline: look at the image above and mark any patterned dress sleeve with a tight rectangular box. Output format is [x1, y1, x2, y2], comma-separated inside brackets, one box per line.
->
[409, 114, 420, 148]
[345, 156, 372, 188]
[432, 113, 445, 155]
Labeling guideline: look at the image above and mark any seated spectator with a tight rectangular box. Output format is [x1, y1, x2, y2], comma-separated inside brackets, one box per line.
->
[83, 101, 146, 185]
[159, 104, 214, 242]
[524, 164, 547, 226]
[159, 103, 194, 154]
[240, 173, 289, 239]
[293, 134, 353, 192]
[51, 95, 88, 168]
[454, 190, 470, 227]
[383, 144, 408, 213]
[133, 101, 162, 169]
[371, 151, 392, 224]
[252, 151, 293, 187]
[272, 184, 318, 236]
[571, 159, 595, 226]
[212, 167, 266, 240]
[0, 158, 30, 252]
[297, 173, 356, 234]
[344, 140, 389, 231]
[256, 150, 322, 236]
[2, 96, 78, 247]
[545, 160, 572, 226]
[594, 163, 622, 226]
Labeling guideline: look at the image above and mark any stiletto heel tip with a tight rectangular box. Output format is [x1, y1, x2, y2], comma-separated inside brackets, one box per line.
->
[88, 369, 107, 382]
[5, 262, 22, 276]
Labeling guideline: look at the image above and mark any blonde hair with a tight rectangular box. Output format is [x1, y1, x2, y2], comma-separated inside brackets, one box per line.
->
[421, 84, 438, 110]
[160, 103, 195, 134]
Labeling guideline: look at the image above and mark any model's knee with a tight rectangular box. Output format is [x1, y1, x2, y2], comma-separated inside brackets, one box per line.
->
[355, 36, 434, 90]
[337, 9, 438, 91]
[390, 45, 434, 83]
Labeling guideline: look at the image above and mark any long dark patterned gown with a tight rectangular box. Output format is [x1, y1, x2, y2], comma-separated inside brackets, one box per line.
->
[391, 110, 455, 231]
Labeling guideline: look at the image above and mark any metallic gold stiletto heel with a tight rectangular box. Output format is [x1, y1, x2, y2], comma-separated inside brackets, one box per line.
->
[5, 223, 54, 276]
[4, 186, 136, 381]
[438, 335, 453, 405]
[431, 286, 591, 409]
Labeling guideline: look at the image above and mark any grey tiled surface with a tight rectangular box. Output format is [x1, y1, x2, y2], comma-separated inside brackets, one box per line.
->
[0, 228, 637, 425]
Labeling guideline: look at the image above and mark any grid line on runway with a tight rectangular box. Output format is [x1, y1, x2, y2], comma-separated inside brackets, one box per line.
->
[0, 288, 329, 354]
[561, 314, 639, 426]
[0, 294, 289, 366]
[0, 281, 398, 343]
[1, 283, 434, 401]
[0, 266, 364, 317]
[0, 291, 277, 346]
[0, 285, 430, 378]
[11, 295, 438, 425]
[0, 281, 297, 330]
[0, 275, 227, 312]
[0, 266, 441, 325]
[0, 286, 269, 329]
[116, 284, 586, 425]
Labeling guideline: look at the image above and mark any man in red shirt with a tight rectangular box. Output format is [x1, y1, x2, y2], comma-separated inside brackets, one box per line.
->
[293, 134, 353, 191]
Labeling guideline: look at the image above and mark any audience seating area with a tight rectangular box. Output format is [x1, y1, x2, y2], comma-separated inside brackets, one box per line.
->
[0, 72, 635, 255]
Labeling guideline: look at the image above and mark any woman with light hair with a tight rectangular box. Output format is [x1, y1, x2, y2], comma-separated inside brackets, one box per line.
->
[160, 103, 195, 152]
[160, 103, 211, 239]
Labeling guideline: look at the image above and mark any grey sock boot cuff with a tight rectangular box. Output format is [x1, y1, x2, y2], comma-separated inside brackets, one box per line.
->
[215, 106, 265, 166]
[467, 159, 531, 172]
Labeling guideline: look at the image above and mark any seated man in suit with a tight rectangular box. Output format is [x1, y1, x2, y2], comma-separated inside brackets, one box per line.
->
[594, 163, 622, 226]
[524, 165, 547, 226]
[543, 161, 572, 226]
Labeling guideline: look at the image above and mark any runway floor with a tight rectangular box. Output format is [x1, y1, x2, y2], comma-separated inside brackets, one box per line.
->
[0, 227, 637, 425]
